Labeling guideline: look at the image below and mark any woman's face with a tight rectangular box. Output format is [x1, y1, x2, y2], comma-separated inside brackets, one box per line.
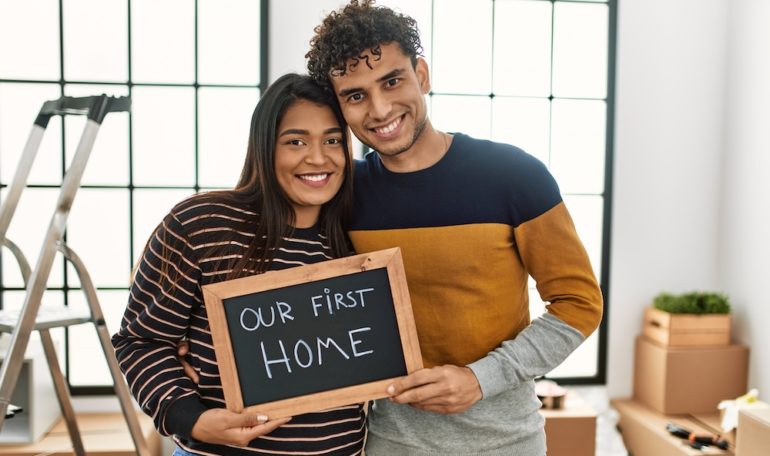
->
[274, 99, 347, 228]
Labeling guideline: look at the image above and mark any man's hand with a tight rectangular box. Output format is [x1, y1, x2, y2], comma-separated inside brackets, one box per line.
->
[191, 408, 291, 447]
[386, 365, 483, 414]
[177, 340, 199, 384]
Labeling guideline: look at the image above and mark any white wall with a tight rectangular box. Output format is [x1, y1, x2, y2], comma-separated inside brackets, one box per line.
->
[721, 0, 770, 399]
[610, 0, 770, 400]
[607, 0, 728, 396]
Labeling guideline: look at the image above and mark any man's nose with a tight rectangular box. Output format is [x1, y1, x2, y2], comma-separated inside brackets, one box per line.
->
[369, 92, 392, 120]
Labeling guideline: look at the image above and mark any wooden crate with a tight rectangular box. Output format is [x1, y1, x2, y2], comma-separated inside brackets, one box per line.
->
[643, 306, 730, 347]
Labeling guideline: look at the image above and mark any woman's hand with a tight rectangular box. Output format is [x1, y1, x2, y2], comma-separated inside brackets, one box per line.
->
[191, 408, 291, 447]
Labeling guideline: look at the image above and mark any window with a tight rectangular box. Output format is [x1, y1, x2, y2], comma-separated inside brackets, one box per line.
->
[0, 0, 267, 393]
[379, 0, 616, 383]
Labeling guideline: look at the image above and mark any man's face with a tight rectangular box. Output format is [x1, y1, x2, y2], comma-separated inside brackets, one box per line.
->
[330, 42, 431, 157]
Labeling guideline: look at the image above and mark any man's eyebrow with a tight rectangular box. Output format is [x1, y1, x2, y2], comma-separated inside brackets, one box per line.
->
[336, 68, 406, 98]
[377, 68, 405, 83]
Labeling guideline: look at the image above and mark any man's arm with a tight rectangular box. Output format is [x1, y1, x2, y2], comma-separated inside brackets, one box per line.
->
[387, 201, 602, 412]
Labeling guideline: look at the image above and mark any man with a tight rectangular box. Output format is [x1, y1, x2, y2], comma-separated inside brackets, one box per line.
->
[304, 1, 603, 454]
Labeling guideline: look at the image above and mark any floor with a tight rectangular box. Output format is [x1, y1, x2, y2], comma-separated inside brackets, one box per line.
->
[570, 385, 629, 456]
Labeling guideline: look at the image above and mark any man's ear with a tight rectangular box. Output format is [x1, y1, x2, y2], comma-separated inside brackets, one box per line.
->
[415, 58, 431, 94]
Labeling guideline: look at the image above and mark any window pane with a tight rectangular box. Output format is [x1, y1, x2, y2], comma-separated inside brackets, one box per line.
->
[66, 189, 130, 288]
[67, 289, 129, 386]
[131, 0, 194, 84]
[493, 0, 552, 96]
[550, 99, 606, 194]
[378, 0, 433, 63]
[63, 85, 130, 186]
[198, 87, 259, 188]
[1, 291, 64, 321]
[528, 287, 546, 319]
[132, 189, 195, 263]
[552, 2, 608, 98]
[563, 195, 603, 279]
[491, 96, 550, 166]
[431, 95, 490, 140]
[432, 0, 492, 94]
[63, 0, 128, 82]
[131, 86, 196, 186]
[198, 0, 260, 85]
[0, 0, 60, 80]
[2, 188, 64, 288]
[0, 83, 63, 185]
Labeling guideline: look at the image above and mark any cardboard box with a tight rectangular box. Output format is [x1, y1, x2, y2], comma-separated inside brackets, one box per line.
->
[540, 392, 597, 456]
[643, 307, 731, 347]
[736, 407, 770, 456]
[0, 411, 161, 456]
[633, 336, 749, 414]
[612, 398, 735, 455]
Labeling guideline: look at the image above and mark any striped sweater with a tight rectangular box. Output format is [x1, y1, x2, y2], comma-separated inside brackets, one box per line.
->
[111, 195, 365, 456]
[348, 133, 603, 455]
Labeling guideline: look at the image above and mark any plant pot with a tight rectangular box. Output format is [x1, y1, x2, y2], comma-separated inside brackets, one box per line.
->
[642, 306, 731, 347]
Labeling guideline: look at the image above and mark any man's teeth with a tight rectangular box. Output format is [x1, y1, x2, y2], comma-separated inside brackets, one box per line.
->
[376, 118, 400, 134]
[299, 174, 328, 182]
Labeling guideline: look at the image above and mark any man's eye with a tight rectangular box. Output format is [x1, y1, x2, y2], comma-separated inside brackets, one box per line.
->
[386, 78, 400, 87]
[348, 93, 364, 102]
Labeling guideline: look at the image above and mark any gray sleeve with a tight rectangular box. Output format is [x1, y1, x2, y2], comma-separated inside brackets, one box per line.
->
[467, 313, 585, 399]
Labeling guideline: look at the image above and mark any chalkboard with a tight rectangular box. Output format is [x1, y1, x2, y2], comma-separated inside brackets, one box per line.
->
[202, 247, 422, 419]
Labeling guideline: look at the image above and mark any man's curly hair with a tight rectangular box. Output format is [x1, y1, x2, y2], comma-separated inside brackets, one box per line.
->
[306, 0, 423, 90]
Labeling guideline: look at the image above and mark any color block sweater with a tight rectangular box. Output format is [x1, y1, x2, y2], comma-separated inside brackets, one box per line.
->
[348, 133, 603, 455]
[111, 195, 365, 456]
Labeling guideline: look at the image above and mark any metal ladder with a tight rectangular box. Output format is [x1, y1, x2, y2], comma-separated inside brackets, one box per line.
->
[0, 95, 152, 455]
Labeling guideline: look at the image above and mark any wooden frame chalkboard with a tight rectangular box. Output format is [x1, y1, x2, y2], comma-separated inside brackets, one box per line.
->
[202, 247, 422, 419]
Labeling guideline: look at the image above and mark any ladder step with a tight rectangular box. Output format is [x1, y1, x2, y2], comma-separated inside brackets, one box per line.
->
[0, 307, 91, 333]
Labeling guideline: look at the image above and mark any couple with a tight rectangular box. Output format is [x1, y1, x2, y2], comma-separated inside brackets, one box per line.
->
[111, 1, 603, 455]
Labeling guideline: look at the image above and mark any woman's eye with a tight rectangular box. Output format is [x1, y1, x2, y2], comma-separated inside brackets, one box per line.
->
[287, 139, 304, 146]
[326, 137, 342, 145]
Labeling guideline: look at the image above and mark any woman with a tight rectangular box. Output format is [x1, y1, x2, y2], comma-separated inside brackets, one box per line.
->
[111, 74, 364, 456]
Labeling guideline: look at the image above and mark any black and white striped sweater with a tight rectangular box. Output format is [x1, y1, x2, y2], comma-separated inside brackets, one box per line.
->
[111, 194, 365, 456]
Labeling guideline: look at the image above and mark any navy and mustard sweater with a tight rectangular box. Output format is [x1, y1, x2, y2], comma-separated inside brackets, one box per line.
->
[349, 133, 603, 455]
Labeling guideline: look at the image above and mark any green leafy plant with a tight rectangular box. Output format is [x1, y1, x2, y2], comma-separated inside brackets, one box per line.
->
[653, 291, 731, 314]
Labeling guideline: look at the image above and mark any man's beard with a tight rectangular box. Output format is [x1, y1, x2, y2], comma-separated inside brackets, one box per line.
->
[365, 116, 426, 158]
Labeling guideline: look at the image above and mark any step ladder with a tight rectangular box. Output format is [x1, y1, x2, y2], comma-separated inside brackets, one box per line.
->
[0, 95, 152, 455]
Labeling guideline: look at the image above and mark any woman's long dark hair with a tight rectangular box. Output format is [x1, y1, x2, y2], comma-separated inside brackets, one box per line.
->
[201, 73, 354, 278]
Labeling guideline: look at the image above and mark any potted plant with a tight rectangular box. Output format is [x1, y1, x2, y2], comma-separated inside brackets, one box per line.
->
[643, 291, 731, 347]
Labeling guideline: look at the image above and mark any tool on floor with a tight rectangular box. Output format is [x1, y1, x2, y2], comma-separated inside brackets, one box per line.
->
[665, 422, 729, 450]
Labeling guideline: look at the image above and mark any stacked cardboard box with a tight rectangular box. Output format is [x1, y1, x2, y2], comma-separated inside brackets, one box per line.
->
[615, 308, 750, 455]
[633, 335, 749, 414]
[613, 398, 735, 455]
[540, 392, 597, 456]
